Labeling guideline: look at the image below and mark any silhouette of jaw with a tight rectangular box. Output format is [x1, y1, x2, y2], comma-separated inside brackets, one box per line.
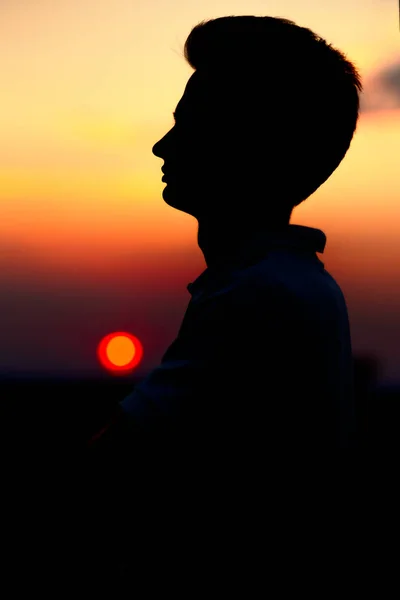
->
[161, 178, 201, 217]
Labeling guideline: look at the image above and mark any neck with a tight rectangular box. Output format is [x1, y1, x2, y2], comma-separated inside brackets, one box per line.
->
[197, 214, 290, 269]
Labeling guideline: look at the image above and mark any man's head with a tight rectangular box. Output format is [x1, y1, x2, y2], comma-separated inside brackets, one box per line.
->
[152, 15, 363, 226]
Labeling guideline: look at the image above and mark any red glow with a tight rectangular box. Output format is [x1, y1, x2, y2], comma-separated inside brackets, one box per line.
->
[97, 331, 143, 375]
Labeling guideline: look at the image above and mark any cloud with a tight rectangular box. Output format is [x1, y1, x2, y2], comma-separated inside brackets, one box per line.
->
[379, 62, 400, 96]
[360, 60, 400, 113]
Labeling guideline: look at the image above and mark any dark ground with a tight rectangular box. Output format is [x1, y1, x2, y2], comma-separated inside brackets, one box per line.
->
[0, 355, 398, 449]
[0, 357, 395, 586]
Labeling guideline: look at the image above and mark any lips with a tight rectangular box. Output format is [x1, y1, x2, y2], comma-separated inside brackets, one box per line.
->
[162, 171, 174, 182]
[161, 166, 178, 182]
[162, 166, 173, 176]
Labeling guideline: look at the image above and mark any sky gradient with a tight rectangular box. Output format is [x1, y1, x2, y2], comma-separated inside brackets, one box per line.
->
[1, 0, 400, 382]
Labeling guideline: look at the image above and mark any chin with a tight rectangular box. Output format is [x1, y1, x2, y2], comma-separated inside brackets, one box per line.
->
[162, 185, 198, 217]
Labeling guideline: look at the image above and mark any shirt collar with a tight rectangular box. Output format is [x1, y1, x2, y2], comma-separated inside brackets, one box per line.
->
[186, 224, 326, 297]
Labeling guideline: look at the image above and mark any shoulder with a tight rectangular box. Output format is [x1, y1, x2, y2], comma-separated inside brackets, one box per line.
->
[227, 268, 299, 315]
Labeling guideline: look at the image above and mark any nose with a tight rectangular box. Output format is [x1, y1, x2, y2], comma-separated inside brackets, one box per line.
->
[152, 139, 162, 158]
[152, 126, 173, 158]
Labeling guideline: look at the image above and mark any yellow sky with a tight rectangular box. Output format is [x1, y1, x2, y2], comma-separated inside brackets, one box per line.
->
[1, 0, 399, 258]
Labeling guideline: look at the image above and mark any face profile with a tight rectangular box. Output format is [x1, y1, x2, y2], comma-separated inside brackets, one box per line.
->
[151, 69, 301, 228]
[152, 72, 226, 219]
[152, 70, 266, 225]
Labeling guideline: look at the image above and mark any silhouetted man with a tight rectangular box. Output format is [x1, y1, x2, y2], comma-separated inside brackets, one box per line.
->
[90, 16, 362, 461]
[83, 15, 365, 585]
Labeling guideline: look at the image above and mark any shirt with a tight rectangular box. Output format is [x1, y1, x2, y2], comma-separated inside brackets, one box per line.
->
[119, 224, 356, 450]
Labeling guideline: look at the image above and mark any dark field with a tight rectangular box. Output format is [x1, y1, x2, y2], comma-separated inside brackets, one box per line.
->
[0, 355, 398, 449]
[0, 358, 396, 585]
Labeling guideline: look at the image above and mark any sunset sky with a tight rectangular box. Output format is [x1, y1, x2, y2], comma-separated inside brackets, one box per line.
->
[1, 0, 400, 383]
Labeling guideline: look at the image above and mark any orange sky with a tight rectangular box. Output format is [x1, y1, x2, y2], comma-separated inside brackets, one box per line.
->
[1, 1, 400, 382]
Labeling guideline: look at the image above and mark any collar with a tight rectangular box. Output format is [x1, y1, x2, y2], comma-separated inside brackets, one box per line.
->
[187, 224, 326, 297]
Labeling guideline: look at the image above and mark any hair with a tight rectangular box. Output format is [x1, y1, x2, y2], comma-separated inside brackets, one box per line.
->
[182, 15, 363, 209]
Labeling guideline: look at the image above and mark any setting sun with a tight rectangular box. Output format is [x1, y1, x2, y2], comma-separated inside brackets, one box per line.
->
[97, 332, 144, 374]
[107, 335, 135, 366]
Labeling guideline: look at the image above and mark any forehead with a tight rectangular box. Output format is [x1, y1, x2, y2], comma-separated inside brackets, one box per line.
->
[175, 73, 203, 114]
[175, 72, 224, 123]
